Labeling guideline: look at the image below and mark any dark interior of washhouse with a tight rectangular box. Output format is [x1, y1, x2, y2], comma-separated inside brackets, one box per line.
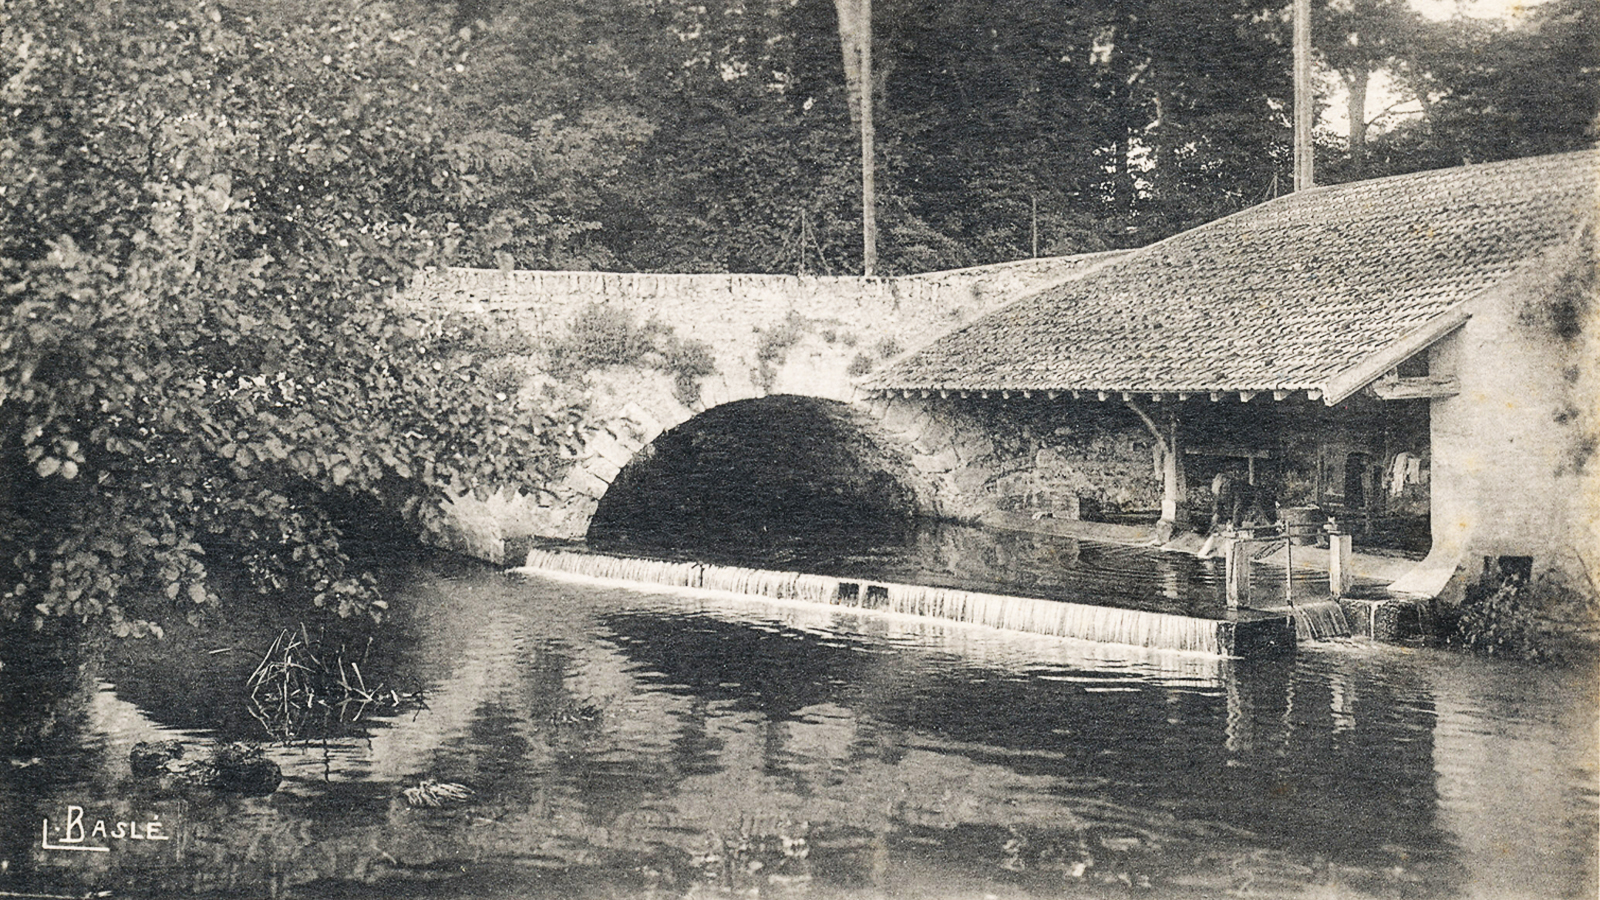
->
[1174, 393, 1432, 555]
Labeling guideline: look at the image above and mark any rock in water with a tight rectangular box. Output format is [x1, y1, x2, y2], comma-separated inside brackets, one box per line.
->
[210, 743, 282, 795]
[130, 740, 185, 777]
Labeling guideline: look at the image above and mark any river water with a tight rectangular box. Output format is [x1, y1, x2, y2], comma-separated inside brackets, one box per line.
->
[0, 539, 1595, 899]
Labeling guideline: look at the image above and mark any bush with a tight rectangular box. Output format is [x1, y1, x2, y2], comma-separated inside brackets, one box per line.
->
[661, 336, 717, 407]
[845, 353, 876, 377]
[0, 0, 585, 636]
[753, 311, 808, 392]
[1452, 571, 1600, 663]
[546, 302, 718, 406]
[548, 303, 662, 373]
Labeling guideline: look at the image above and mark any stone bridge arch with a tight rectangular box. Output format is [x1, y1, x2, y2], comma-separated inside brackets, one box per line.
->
[452, 380, 1172, 562]
[584, 395, 947, 547]
[445, 389, 970, 555]
[409, 257, 1124, 556]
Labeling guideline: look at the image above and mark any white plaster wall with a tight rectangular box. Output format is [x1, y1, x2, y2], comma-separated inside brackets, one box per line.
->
[1420, 236, 1595, 594]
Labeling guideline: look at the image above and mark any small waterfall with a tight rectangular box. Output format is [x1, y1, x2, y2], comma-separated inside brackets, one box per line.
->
[1335, 599, 1384, 638]
[524, 549, 706, 588]
[518, 549, 1225, 656]
[1257, 600, 1351, 641]
[698, 565, 843, 603]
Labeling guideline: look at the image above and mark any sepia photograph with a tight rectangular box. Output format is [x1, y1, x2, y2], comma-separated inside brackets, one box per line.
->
[1, 0, 1595, 897]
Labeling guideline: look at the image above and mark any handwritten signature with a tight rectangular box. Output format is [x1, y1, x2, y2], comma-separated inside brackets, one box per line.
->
[40, 806, 171, 853]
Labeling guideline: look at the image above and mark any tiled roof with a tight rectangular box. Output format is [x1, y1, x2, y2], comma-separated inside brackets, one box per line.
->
[869, 151, 1597, 402]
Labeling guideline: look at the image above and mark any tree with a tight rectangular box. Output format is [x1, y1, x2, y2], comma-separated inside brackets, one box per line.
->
[1322, 0, 1598, 182]
[425, 0, 1589, 272]
[1313, 0, 1424, 177]
[425, 0, 666, 269]
[1410, 0, 1598, 164]
[0, 0, 585, 637]
[875, 0, 1292, 251]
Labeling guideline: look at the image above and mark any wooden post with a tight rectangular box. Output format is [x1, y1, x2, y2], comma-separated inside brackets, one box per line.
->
[1031, 195, 1038, 258]
[1127, 399, 1186, 534]
[859, 0, 877, 276]
[1284, 530, 1294, 607]
[1293, 0, 1314, 191]
[1329, 532, 1353, 598]
[1165, 409, 1187, 528]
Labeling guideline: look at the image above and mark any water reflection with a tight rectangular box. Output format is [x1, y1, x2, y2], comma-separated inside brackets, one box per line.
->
[0, 556, 1592, 899]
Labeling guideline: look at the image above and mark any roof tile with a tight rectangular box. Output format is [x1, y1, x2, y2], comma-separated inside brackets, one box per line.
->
[872, 151, 1598, 397]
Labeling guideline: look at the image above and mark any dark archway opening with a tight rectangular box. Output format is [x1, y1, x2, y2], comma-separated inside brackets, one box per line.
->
[588, 396, 930, 558]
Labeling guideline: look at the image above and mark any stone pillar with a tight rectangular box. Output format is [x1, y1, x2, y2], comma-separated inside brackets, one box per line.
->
[1225, 537, 1250, 607]
[1163, 407, 1188, 527]
[1329, 532, 1353, 598]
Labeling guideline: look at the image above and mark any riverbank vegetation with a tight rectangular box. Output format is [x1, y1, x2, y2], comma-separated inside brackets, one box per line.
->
[3, 0, 1593, 644]
[1451, 571, 1600, 664]
[1, 0, 585, 640]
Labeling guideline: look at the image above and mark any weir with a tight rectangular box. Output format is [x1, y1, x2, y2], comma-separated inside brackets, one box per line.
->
[1254, 600, 1351, 642]
[518, 548, 1304, 658]
[1222, 526, 1353, 642]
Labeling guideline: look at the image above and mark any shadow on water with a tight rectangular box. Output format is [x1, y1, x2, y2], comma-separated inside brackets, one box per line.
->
[2, 394, 1590, 898]
[0, 552, 1594, 899]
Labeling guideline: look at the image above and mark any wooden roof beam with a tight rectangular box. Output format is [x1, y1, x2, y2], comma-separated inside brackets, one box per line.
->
[1370, 373, 1461, 400]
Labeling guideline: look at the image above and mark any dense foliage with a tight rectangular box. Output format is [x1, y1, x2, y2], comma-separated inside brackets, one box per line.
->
[428, 0, 1597, 274]
[0, 0, 585, 635]
[1316, 0, 1598, 182]
[1452, 572, 1600, 664]
[441, 0, 1300, 272]
[2, 0, 1592, 640]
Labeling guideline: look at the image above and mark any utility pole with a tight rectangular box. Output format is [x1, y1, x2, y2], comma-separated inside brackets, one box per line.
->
[1031, 196, 1038, 258]
[859, 0, 877, 275]
[1293, 0, 1314, 191]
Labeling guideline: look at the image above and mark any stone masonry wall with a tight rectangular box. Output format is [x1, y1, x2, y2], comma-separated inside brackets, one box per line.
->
[407, 255, 1124, 410]
[867, 395, 1164, 524]
[1398, 230, 1599, 598]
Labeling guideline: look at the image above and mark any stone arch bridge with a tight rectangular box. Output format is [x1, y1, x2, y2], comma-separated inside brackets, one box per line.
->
[405, 256, 1129, 558]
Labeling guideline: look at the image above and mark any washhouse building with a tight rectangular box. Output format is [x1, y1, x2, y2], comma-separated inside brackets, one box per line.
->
[865, 150, 1598, 601]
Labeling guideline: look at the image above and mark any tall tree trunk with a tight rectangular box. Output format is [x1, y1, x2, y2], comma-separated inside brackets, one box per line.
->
[1346, 67, 1369, 177]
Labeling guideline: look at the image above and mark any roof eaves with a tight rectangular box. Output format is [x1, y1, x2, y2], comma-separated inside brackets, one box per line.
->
[1318, 305, 1472, 405]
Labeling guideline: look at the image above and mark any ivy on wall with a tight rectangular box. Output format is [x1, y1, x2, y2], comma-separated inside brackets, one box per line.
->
[546, 302, 717, 406]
